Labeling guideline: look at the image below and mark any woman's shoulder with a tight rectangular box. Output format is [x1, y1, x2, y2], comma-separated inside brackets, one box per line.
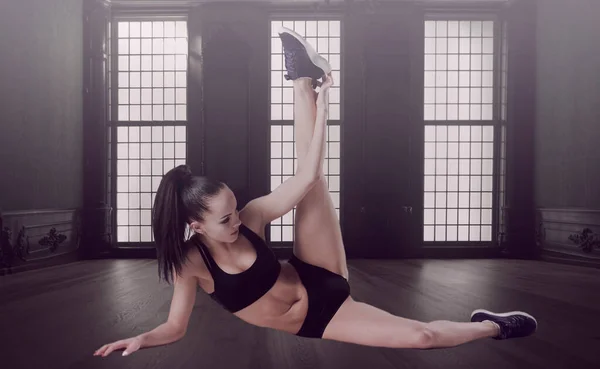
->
[239, 206, 266, 239]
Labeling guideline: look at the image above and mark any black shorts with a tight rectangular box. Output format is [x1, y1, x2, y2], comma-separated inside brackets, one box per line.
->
[288, 254, 351, 339]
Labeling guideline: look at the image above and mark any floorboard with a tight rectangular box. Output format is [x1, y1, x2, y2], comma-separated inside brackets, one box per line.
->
[1, 258, 599, 369]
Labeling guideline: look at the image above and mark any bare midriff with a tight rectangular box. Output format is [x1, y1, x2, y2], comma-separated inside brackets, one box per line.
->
[231, 261, 308, 334]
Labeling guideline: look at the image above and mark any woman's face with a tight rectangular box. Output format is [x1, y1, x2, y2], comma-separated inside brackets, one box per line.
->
[191, 186, 241, 243]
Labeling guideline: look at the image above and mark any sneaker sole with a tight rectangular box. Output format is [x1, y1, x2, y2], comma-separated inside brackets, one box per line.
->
[471, 309, 538, 326]
[276, 25, 332, 76]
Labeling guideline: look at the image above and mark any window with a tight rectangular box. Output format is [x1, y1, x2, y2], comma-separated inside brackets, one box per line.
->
[423, 19, 498, 243]
[111, 19, 189, 243]
[269, 19, 342, 242]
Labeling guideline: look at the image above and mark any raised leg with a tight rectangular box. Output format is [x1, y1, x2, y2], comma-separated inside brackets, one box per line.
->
[292, 78, 348, 279]
[322, 298, 500, 349]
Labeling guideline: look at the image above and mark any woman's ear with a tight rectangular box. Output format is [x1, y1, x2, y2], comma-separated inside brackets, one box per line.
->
[190, 220, 204, 235]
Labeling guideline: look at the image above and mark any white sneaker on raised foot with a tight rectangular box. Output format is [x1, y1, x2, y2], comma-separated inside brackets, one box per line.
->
[277, 26, 332, 81]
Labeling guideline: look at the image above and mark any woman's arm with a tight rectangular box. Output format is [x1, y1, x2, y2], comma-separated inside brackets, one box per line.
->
[94, 273, 198, 357]
[242, 75, 332, 226]
[137, 274, 198, 346]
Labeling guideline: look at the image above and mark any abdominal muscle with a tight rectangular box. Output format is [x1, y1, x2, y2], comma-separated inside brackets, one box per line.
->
[232, 261, 308, 335]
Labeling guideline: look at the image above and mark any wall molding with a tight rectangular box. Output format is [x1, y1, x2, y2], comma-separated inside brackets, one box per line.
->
[1, 209, 78, 216]
[537, 208, 600, 268]
[0, 209, 82, 275]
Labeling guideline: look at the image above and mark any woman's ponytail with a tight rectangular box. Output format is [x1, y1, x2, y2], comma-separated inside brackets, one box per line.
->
[152, 165, 193, 284]
[152, 165, 224, 284]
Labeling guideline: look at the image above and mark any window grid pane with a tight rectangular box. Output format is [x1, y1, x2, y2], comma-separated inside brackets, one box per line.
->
[424, 20, 495, 121]
[116, 126, 187, 242]
[114, 20, 188, 243]
[423, 125, 494, 242]
[269, 20, 342, 242]
[117, 20, 188, 122]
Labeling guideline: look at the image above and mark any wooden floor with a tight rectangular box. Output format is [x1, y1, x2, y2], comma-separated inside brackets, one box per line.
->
[1, 258, 599, 369]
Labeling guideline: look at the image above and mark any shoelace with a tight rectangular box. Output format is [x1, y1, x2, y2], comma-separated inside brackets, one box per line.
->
[283, 49, 301, 81]
[499, 315, 529, 339]
[282, 47, 323, 87]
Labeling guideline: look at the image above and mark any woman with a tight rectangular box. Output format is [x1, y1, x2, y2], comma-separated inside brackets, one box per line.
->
[94, 27, 537, 358]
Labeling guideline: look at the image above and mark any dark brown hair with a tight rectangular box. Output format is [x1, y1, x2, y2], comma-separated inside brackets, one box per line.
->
[152, 165, 224, 284]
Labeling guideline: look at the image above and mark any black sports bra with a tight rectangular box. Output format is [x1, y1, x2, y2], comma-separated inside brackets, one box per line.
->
[194, 223, 281, 313]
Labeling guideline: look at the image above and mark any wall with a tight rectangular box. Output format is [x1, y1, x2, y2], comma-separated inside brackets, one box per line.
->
[0, 0, 535, 268]
[535, 0, 600, 265]
[535, 0, 600, 208]
[0, 0, 83, 212]
[0, 0, 83, 274]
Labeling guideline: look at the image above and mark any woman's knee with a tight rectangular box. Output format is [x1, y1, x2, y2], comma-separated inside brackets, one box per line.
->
[403, 325, 437, 349]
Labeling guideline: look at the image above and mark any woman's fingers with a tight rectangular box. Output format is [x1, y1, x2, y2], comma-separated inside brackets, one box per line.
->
[102, 341, 127, 357]
[316, 74, 333, 105]
[322, 73, 334, 88]
[93, 344, 108, 356]
[94, 343, 114, 356]
[94, 340, 126, 357]
[94, 337, 142, 358]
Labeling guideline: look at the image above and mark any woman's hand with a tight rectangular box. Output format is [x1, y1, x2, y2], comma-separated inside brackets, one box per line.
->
[316, 73, 334, 108]
[94, 335, 144, 357]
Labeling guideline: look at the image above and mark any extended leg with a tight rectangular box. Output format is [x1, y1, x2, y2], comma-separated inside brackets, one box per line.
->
[278, 26, 348, 279]
[292, 78, 348, 279]
[322, 298, 537, 349]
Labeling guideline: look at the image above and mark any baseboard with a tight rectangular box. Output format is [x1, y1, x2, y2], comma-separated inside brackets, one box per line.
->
[0, 252, 81, 275]
[540, 249, 600, 269]
[419, 246, 504, 259]
[0, 209, 82, 275]
[102, 247, 157, 259]
[537, 207, 600, 267]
